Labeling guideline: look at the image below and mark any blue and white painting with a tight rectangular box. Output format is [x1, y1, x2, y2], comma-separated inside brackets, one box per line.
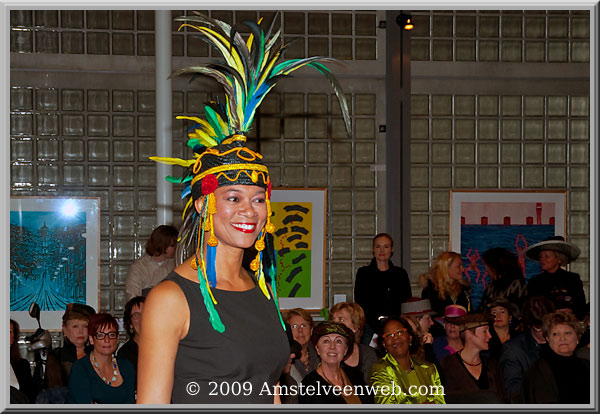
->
[10, 210, 87, 312]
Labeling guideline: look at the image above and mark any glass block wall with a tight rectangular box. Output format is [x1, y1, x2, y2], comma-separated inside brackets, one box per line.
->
[10, 9, 379, 60]
[10, 9, 385, 323]
[411, 10, 590, 62]
[409, 12, 591, 302]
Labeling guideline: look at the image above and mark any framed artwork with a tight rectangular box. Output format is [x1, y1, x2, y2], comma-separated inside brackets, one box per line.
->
[270, 188, 326, 311]
[450, 190, 566, 310]
[10, 197, 100, 331]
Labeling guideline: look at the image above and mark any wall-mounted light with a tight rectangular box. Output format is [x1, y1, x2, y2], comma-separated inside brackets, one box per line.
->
[396, 13, 414, 31]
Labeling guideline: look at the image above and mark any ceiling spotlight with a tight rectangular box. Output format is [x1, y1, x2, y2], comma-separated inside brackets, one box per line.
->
[397, 13, 414, 31]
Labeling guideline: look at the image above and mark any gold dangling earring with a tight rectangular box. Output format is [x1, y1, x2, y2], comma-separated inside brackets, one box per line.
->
[207, 193, 218, 247]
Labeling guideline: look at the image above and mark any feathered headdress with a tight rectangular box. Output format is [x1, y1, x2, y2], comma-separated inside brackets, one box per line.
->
[151, 12, 351, 333]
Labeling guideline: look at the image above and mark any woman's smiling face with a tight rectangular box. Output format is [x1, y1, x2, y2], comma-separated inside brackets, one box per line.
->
[204, 185, 267, 250]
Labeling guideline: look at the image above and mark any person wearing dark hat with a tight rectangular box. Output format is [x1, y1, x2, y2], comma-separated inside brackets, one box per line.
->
[354, 233, 412, 345]
[401, 298, 437, 364]
[369, 316, 445, 404]
[299, 321, 372, 404]
[137, 12, 351, 404]
[525, 236, 586, 319]
[479, 247, 527, 312]
[499, 296, 555, 402]
[440, 313, 506, 403]
[520, 310, 589, 404]
[485, 298, 519, 361]
[432, 305, 467, 364]
[35, 303, 96, 403]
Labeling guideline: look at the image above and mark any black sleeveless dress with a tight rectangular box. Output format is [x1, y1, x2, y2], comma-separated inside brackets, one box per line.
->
[165, 271, 290, 403]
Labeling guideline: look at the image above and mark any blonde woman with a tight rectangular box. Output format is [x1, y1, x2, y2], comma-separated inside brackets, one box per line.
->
[419, 251, 471, 316]
[330, 302, 378, 382]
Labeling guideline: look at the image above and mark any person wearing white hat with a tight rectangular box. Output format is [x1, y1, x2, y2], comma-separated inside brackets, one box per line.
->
[524, 236, 586, 319]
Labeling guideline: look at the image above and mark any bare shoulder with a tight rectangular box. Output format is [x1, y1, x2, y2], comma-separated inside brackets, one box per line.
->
[143, 279, 190, 339]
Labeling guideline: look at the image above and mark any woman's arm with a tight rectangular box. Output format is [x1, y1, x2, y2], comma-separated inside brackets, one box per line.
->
[136, 280, 188, 404]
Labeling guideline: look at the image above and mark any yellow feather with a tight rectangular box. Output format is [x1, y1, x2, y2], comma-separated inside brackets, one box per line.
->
[246, 17, 264, 52]
[149, 156, 195, 167]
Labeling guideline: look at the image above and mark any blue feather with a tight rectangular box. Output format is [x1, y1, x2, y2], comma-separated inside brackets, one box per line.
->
[206, 243, 217, 288]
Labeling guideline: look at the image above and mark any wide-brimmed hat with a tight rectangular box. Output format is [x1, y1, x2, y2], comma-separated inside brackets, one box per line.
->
[525, 236, 580, 263]
[311, 321, 355, 359]
[485, 297, 520, 318]
[401, 297, 435, 316]
[434, 304, 468, 326]
[453, 313, 491, 333]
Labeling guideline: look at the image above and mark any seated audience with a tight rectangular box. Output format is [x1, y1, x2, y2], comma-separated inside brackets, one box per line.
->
[479, 247, 527, 311]
[330, 301, 378, 382]
[37, 303, 96, 403]
[67, 313, 135, 404]
[370, 316, 445, 404]
[283, 308, 319, 379]
[440, 313, 505, 403]
[520, 310, 589, 404]
[485, 298, 519, 361]
[432, 305, 467, 363]
[117, 296, 145, 373]
[401, 298, 437, 364]
[299, 321, 372, 404]
[10, 319, 36, 403]
[125, 225, 178, 300]
[499, 296, 555, 401]
[418, 251, 471, 333]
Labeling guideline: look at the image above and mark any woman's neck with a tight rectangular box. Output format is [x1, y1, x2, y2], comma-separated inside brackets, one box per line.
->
[92, 350, 112, 365]
[319, 362, 344, 384]
[376, 259, 389, 271]
[447, 337, 463, 351]
[75, 345, 87, 359]
[459, 344, 481, 365]
[393, 354, 412, 371]
[495, 326, 510, 343]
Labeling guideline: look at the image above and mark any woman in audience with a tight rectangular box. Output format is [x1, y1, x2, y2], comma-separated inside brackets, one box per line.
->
[520, 310, 589, 404]
[37, 303, 96, 404]
[440, 313, 505, 403]
[299, 321, 372, 404]
[419, 251, 471, 318]
[370, 316, 445, 404]
[117, 296, 145, 373]
[432, 305, 467, 363]
[10, 319, 36, 403]
[330, 302, 378, 382]
[479, 247, 527, 311]
[485, 298, 519, 360]
[525, 236, 586, 319]
[283, 308, 319, 380]
[67, 313, 135, 404]
[499, 296, 555, 401]
[401, 298, 437, 364]
[354, 233, 412, 344]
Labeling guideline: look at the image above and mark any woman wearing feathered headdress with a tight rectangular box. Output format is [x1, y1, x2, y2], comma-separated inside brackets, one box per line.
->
[136, 12, 350, 404]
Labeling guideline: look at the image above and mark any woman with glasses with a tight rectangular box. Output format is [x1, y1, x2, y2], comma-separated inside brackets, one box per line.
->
[370, 316, 445, 404]
[117, 296, 145, 373]
[67, 313, 135, 404]
[283, 308, 319, 380]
